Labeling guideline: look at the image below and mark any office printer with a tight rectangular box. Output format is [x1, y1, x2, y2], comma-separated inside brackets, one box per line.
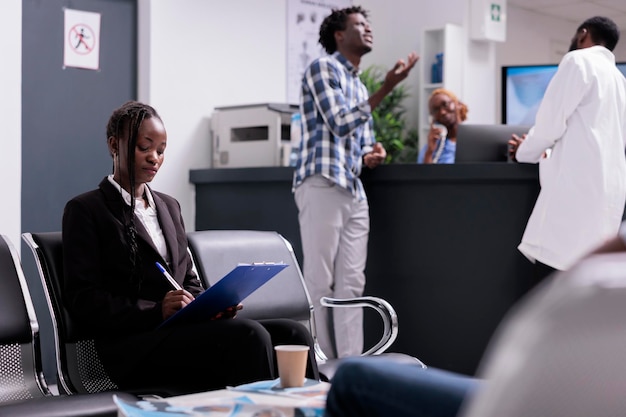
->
[211, 103, 297, 168]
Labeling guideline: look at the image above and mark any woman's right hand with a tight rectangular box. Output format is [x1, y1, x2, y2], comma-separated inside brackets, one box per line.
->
[162, 289, 194, 320]
[427, 125, 444, 151]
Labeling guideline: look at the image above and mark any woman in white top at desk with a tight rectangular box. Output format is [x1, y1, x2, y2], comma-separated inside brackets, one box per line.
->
[418, 88, 469, 164]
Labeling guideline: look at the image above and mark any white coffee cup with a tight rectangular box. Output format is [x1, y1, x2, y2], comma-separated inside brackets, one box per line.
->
[274, 345, 309, 388]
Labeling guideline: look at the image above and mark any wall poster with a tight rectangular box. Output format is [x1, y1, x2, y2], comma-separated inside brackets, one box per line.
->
[286, 0, 352, 104]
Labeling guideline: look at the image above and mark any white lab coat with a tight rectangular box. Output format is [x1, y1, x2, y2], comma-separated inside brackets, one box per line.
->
[516, 45, 626, 270]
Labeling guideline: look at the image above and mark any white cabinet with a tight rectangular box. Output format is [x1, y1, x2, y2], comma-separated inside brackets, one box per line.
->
[418, 24, 465, 149]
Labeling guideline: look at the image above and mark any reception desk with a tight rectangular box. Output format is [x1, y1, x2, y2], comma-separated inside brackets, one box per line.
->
[190, 163, 540, 375]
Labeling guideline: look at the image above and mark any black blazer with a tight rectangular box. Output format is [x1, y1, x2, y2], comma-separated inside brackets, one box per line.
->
[62, 177, 204, 339]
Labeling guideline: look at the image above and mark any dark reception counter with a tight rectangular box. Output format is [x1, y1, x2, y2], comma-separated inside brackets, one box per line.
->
[190, 163, 540, 375]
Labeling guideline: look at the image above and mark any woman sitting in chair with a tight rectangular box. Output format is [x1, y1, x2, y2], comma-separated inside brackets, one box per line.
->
[417, 88, 469, 164]
[62, 100, 319, 395]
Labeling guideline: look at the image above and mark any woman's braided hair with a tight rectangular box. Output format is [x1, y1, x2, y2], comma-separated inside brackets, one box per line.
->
[106, 101, 161, 287]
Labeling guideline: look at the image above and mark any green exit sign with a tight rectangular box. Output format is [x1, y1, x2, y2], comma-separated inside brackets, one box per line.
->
[491, 4, 501, 22]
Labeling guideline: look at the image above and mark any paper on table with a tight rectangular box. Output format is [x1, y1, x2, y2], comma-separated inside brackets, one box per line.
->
[114, 393, 325, 417]
[229, 378, 329, 396]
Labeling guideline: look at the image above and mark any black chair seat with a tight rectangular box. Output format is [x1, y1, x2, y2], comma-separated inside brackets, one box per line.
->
[319, 352, 427, 381]
[0, 391, 138, 417]
[22, 232, 177, 399]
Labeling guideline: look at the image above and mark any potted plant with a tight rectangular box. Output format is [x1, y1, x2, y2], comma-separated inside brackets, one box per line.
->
[360, 66, 418, 164]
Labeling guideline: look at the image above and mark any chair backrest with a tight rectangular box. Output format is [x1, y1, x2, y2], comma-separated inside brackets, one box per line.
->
[186, 230, 314, 324]
[461, 253, 626, 417]
[0, 234, 50, 402]
[21, 232, 118, 395]
[185, 230, 409, 374]
[0, 234, 140, 417]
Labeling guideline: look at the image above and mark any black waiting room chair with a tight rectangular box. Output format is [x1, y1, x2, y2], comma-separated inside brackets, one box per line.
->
[22, 232, 177, 400]
[186, 229, 426, 380]
[22, 232, 120, 396]
[0, 233, 136, 417]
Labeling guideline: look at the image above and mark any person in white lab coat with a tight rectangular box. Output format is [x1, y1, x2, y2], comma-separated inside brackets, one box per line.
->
[509, 16, 626, 288]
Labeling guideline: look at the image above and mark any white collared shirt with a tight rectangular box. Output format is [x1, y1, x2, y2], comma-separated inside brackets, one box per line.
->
[107, 175, 169, 264]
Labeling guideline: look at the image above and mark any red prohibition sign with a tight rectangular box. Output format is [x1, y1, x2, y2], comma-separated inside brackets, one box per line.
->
[68, 23, 96, 55]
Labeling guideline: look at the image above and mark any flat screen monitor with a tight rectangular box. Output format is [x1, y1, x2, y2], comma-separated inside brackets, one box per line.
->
[502, 62, 626, 125]
[456, 123, 531, 163]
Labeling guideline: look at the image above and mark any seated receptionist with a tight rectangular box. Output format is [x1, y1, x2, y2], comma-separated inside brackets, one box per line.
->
[417, 88, 469, 164]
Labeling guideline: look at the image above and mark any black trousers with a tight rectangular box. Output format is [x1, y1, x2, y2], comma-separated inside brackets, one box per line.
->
[99, 318, 319, 395]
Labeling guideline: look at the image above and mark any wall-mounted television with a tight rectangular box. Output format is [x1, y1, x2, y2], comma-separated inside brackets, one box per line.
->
[502, 62, 626, 125]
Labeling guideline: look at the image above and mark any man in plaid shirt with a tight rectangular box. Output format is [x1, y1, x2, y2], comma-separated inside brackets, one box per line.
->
[292, 5, 418, 359]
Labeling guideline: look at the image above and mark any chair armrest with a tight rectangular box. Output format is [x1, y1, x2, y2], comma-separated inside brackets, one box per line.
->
[320, 295, 398, 356]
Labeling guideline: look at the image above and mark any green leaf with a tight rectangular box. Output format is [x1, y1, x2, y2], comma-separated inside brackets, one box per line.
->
[360, 65, 418, 164]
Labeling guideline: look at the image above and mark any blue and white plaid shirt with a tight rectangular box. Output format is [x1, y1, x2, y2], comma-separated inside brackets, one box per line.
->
[292, 52, 375, 201]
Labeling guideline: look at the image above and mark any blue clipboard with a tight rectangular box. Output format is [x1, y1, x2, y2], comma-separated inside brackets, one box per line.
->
[160, 263, 288, 328]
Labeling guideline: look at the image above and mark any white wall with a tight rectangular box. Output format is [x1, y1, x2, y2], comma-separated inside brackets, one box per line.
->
[141, 0, 477, 230]
[500, 5, 626, 66]
[140, 0, 289, 231]
[360, 0, 500, 147]
[359, 0, 467, 130]
[1, 1, 22, 250]
[497, 5, 626, 123]
[121, 1, 626, 232]
[499, 6, 573, 67]
[7, 1, 623, 238]
[359, 0, 502, 143]
[463, 36, 498, 124]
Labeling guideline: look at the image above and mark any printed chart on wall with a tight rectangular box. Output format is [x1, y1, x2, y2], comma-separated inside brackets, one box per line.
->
[286, 0, 352, 104]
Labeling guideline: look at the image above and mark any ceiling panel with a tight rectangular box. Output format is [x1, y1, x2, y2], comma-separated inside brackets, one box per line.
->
[594, 0, 626, 12]
[508, 0, 626, 30]
[508, 0, 579, 7]
[542, 3, 622, 22]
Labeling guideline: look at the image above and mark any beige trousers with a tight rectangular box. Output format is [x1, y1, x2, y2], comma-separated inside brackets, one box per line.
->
[294, 174, 369, 359]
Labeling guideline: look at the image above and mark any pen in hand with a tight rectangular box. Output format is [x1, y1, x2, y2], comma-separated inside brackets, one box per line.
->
[155, 261, 183, 290]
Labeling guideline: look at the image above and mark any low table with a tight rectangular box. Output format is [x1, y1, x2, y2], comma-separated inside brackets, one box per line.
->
[116, 379, 330, 416]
